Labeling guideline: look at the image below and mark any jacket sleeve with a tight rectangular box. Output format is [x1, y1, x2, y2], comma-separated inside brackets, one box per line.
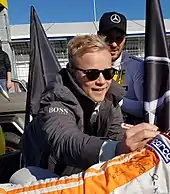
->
[4, 52, 11, 72]
[122, 60, 144, 117]
[38, 100, 111, 170]
[107, 104, 124, 141]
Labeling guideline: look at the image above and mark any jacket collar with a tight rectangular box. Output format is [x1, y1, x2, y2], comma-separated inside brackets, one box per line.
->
[121, 51, 130, 69]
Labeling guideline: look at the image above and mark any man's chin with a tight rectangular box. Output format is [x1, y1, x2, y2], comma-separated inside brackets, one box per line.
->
[111, 55, 119, 62]
[111, 52, 121, 62]
[91, 96, 105, 103]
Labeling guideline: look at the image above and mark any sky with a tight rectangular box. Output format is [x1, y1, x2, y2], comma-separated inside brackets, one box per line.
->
[8, 0, 170, 25]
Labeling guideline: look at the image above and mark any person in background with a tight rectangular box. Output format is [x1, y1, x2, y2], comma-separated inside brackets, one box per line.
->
[98, 11, 144, 124]
[0, 40, 12, 92]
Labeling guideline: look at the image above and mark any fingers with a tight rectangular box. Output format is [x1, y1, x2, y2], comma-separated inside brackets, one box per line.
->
[141, 128, 160, 139]
[136, 123, 158, 131]
[124, 126, 160, 153]
[128, 128, 160, 144]
[133, 138, 152, 151]
[132, 123, 159, 131]
[121, 123, 159, 132]
[125, 123, 159, 137]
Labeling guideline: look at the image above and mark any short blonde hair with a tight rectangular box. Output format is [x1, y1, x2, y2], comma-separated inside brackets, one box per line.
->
[68, 34, 109, 66]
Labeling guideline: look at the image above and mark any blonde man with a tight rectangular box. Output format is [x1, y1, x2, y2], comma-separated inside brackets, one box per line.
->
[20, 35, 158, 181]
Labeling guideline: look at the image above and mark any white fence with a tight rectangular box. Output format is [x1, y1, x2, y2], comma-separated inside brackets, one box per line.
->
[12, 35, 170, 82]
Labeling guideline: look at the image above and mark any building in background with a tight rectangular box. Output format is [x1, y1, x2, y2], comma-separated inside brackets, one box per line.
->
[0, 0, 169, 82]
[8, 19, 170, 82]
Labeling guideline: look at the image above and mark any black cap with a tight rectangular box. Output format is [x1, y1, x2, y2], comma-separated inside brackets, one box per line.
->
[98, 11, 127, 35]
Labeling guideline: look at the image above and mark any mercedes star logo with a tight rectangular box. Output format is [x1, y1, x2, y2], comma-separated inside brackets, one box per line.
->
[110, 14, 121, 23]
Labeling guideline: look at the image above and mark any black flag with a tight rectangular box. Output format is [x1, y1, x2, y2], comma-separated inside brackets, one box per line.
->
[25, 6, 62, 126]
[144, 0, 170, 132]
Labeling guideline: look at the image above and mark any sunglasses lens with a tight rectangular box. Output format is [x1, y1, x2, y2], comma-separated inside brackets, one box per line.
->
[105, 35, 124, 44]
[83, 68, 116, 81]
[103, 69, 116, 80]
[86, 70, 100, 81]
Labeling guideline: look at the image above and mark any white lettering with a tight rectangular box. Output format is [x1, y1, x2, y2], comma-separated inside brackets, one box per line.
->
[48, 107, 69, 115]
[151, 138, 170, 163]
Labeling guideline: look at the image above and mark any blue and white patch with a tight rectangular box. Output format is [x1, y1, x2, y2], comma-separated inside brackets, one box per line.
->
[150, 136, 170, 163]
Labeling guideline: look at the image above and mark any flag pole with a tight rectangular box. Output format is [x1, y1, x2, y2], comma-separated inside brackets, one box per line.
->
[93, 0, 97, 23]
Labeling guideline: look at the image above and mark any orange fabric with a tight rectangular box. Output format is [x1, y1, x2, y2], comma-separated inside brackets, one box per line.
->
[0, 148, 159, 194]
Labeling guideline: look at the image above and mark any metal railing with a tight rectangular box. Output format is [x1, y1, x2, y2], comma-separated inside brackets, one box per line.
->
[12, 35, 170, 81]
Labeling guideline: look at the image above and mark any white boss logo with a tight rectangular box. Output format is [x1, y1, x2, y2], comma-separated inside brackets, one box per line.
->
[49, 107, 69, 115]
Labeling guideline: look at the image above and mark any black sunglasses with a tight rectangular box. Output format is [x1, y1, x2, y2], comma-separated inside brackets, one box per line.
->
[105, 34, 125, 44]
[73, 67, 116, 81]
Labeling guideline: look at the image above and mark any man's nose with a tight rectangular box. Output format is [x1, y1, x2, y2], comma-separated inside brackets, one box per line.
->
[109, 41, 117, 48]
[96, 73, 106, 85]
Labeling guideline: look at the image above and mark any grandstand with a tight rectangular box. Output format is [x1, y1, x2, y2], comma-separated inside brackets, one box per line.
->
[9, 20, 170, 81]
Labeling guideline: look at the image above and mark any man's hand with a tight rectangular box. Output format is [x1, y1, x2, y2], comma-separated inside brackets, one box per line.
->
[116, 123, 160, 155]
[7, 81, 12, 89]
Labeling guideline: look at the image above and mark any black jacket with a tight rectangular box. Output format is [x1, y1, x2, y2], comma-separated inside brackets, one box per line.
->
[0, 49, 11, 79]
[21, 68, 124, 176]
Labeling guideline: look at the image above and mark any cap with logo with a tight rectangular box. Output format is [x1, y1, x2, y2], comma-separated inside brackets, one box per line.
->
[98, 11, 127, 35]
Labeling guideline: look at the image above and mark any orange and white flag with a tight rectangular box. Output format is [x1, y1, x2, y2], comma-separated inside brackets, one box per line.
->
[0, 133, 170, 193]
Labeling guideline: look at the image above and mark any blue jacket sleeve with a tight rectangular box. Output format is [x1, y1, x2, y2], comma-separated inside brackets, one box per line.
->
[122, 60, 144, 117]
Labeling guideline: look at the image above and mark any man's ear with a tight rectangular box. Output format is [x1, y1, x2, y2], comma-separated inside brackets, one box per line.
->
[123, 37, 127, 50]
